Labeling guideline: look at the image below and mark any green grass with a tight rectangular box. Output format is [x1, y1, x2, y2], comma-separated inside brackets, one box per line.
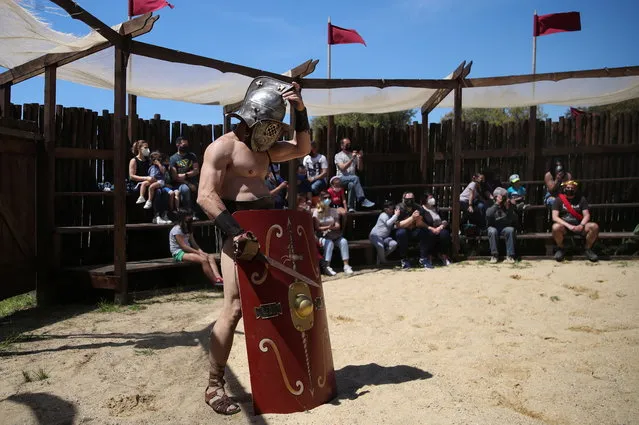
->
[511, 261, 533, 269]
[0, 332, 28, 351]
[96, 300, 146, 313]
[22, 371, 32, 383]
[0, 292, 36, 319]
[134, 348, 155, 356]
[22, 368, 49, 382]
[35, 368, 49, 380]
[550, 296, 560, 302]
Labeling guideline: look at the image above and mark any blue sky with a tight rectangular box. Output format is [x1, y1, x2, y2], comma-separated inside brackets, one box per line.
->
[4, 0, 639, 126]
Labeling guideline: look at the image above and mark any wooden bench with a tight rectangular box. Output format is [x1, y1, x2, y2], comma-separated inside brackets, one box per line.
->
[64, 255, 221, 290]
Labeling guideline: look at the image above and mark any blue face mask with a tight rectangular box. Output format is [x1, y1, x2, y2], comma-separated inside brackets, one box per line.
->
[323, 198, 331, 206]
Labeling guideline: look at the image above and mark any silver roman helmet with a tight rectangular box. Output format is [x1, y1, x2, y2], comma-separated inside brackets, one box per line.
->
[226, 76, 294, 152]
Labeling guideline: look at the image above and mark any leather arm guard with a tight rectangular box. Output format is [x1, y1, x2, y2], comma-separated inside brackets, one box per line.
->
[233, 231, 261, 261]
[214, 210, 244, 238]
[294, 108, 310, 132]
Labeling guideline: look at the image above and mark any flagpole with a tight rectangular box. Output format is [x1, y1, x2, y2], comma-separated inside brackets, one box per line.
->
[326, 16, 335, 177]
[327, 16, 332, 79]
[532, 10, 537, 100]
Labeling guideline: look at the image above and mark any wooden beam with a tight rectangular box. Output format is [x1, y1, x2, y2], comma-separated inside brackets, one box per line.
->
[130, 41, 294, 87]
[49, 0, 124, 47]
[36, 65, 57, 306]
[464, 65, 639, 88]
[0, 83, 11, 118]
[421, 61, 472, 114]
[302, 78, 456, 90]
[113, 46, 129, 305]
[0, 14, 157, 86]
[326, 115, 336, 179]
[451, 81, 463, 260]
[128, 94, 137, 144]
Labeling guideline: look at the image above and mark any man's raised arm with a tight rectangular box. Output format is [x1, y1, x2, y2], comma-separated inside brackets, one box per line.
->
[267, 82, 312, 163]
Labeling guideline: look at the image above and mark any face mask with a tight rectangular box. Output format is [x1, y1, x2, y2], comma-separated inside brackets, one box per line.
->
[564, 189, 575, 196]
[297, 173, 307, 180]
[404, 198, 414, 206]
[141, 147, 150, 157]
[427, 198, 436, 207]
[344, 144, 352, 152]
[556, 165, 563, 173]
[322, 198, 331, 206]
[178, 144, 187, 153]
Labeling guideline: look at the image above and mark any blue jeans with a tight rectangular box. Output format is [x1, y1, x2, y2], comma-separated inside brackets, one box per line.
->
[425, 228, 451, 257]
[311, 179, 327, 195]
[337, 175, 365, 210]
[460, 200, 486, 228]
[395, 228, 429, 259]
[323, 237, 349, 262]
[178, 183, 193, 210]
[487, 226, 516, 257]
[369, 233, 398, 263]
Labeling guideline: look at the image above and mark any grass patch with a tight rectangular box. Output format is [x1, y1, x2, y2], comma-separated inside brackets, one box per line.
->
[135, 348, 156, 356]
[550, 296, 560, 302]
[22, 371, 32, 383]
[511, 261, 533, 269]
[35, 368, 49, 380]
[614, 261, 629, 268]
[589, 291, 600, 300]
[0, 292, 36, 319]
[97, 300, 121, 313]
[476, 260, 488, 266]
[0, 332, 28, 351]
[22, 368, 49, 382]
[509, 274, 522, 280]
[127, 304, 147, 312]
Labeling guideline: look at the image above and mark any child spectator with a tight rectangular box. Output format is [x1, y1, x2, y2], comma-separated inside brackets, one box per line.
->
[169, 208, 223, 287]
[296, 164, 312, 200]
[368, 200, 400, 265]
[459, 173, 487, 228]
[327, 176, 347, 216]
[507, 174, 528, 212]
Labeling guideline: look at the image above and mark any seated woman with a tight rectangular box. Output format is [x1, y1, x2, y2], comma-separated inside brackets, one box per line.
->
[459, 173, 487, 228]
[169, 208, 223, 287]
[421, 193, 452, 266]
[313, 192, 353, 276]
[544, 157, 573, 207]
[128, 140, 171, 224]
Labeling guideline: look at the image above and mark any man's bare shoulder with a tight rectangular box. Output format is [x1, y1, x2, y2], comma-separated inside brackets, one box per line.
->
[204, 132, 240, 159]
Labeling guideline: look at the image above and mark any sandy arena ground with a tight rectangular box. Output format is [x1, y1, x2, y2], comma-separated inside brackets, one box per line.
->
[1, 260, 638, 425]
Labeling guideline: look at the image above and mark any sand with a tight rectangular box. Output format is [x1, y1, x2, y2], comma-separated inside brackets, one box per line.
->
[1, 260, 638, 425]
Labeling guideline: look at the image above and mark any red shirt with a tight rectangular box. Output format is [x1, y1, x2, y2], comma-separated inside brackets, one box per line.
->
[327, 187, 344, 206]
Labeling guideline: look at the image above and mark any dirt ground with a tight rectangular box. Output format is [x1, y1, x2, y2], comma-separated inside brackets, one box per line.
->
[1, 260, 638, 425]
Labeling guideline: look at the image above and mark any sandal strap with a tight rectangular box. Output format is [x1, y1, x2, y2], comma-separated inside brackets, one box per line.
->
[205, 387, 240, 415]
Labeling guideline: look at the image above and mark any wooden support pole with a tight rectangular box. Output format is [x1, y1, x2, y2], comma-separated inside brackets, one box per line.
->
[451, 81, 463, 259]
[36, 66, 56, 306]
[420, 111, 429, 182]
[113, 47, 129, 305]
[526, 105, 538, 179]
[128, 94, 137, 145]
[0, 83, 11, 118]
[327, 115, 336, 179]
[288, 109, 298, 209]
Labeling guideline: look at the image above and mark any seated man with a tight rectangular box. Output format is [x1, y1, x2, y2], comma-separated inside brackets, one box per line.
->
[395, 192, 432, 269]
[170, 137, 200, 217]
[302, 141, 329, 195]
[334, 138, 375, 212]
[551, 180, 599, 262]
[485, 189, 518, 264]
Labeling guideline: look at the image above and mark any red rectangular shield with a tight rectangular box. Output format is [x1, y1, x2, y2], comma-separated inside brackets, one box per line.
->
[233, 210, 337, 414]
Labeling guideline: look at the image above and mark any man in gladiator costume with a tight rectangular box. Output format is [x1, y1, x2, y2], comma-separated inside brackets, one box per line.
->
[197, 76, 311, 415]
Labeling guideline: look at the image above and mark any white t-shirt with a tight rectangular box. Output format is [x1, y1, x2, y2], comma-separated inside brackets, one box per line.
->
[459, 181, 479, 203]
[334, 151, 359, 177]
[169, 225, 191, 255]
[302, 154, 328, 182]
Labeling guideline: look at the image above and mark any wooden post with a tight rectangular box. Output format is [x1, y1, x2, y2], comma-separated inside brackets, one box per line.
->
[288, 108, 298, 209]
[113, 47, 129, 305]
[36, 66, 56, 306]
[128, 94, 137, 144]
[451, 81, 463, 259]
[420, 111, 430, 182]
[0, 83, 10, 118]
[327, 115, 336, 178]
[526, 106, 539, 179]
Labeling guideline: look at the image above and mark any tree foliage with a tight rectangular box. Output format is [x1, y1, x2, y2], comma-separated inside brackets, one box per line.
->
[562, 98, 639, 117]
[311, 110, 416, 130]
[440, 106, 548, 124]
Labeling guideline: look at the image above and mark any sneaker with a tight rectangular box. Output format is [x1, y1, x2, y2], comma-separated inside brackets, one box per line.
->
[161, 213, 171, 223]
[343, 265, 353, 274]
[360, 199, 375, 208]
[348, 208, 355, 213]
[325, 266, 337, 276]
[441, 257, 452, 266]
[136, 196, 146, 204]
[584, 248, 598, 262]
[419, 258, 434, 269]
[554, 248, 565, 262]
[143, 200, 153, 209]
[504, 256, 515, 264]
[489, 256, 498, 264]
[193, 214, 200, 221]
[152, 215, 160, 224]
[400, 259, 411, 269]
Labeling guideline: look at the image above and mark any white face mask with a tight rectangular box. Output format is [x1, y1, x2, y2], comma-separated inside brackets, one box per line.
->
[427, 198, 436, 206]
[141, 147, 150, 157]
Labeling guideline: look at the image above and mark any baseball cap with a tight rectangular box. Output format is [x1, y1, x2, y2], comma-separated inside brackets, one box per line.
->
[509, 174, 520, 183]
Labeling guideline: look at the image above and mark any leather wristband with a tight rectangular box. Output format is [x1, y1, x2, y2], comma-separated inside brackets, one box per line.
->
[294, 108, 310, 132]
[214, 210, 244, 237]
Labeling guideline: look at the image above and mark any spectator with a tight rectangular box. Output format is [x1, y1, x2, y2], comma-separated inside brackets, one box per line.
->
[334, 138, 375, 212]
[486, 188, 518, 264]
[296, 194, 312, 213]
[170, 137, 200, 215]
[147, 151, 173, 223]
[128, 140, 152, 204]
[544, 157, 572, 207]
[313, 192, 353, 276]
[459, 173, 487, 228]
[296, 164, 312, 200]
[395, 192, 432, 269]
[551, 180, 599, 262]
[507, 174, 528, 213]
[421, 193, 452, 266]
[169, 208, 223, 287]
[265, 170, 288, 209]
[368, 200, 400, 265]
[302, 141, 329, 195]
[327, 176, 347, 215]
[481, 168, 504, 207]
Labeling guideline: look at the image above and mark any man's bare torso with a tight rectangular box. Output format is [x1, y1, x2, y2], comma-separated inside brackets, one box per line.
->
[215, 131, 271, 202]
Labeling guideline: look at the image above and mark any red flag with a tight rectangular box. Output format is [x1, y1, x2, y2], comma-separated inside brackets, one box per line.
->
[534, 12, 581, 37]
[328, 23, 366, 46]
[129, 0, 174, 17]
[570, 107, 585, 117]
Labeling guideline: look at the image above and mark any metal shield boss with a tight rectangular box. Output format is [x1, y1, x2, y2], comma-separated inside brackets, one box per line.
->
[233, 210, 337, 415]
